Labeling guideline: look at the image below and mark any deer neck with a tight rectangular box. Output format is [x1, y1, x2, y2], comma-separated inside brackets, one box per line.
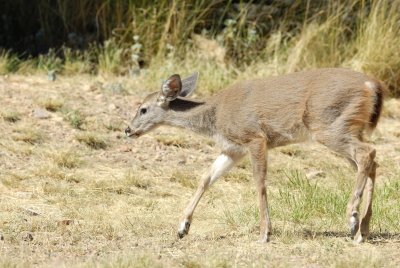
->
[164, 97, 216, 136]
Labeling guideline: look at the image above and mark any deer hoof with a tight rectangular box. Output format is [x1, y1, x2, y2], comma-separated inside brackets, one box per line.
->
[257, 233, 270, 243]
[177, 219, 191, 239]
[353, 231, 366, 244]
[349, 212, 359, 237]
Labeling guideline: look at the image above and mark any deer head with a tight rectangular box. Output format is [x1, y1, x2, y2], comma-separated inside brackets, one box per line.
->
[125, 72, 199, 137]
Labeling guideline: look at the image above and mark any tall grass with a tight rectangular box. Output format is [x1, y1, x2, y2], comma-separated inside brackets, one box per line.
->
[0, 0, 399, 95]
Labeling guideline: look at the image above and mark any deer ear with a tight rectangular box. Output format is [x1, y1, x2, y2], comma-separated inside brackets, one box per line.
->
[160, 74, 182, 101]
[180, 72, 199, 97]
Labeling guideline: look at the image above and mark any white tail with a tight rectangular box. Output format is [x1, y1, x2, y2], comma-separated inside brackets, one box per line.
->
[126, 68, 384, 243]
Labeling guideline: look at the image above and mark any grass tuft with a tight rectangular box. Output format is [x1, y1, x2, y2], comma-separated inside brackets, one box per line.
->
[62, 109, 85, 129]
[170, 170, 196, 188]
[38, 98, 64, 112]
[12, 128, 43, 144]
[76, 132, 107, 149]
[1, 110, 21, 123]
[124, 171, 151, 189]
[0, 49, 20, 74]
[50, 150, 82, 169]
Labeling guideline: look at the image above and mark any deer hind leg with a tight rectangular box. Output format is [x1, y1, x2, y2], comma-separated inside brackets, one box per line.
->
[177, 152, 244, 239]
[248, 138, 271, 243]
[349, 145, 376, 243]
[316, 131, 376, 242]
[357, 161, 376, 242]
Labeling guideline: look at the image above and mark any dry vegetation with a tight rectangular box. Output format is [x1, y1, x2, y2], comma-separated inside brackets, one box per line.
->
[1, 1, 400, 96]
[0, 72, 399, 267]
[1, 0, 400, 267]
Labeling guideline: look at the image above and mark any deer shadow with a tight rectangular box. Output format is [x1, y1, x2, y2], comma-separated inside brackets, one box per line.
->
[300, 229, 400, 244]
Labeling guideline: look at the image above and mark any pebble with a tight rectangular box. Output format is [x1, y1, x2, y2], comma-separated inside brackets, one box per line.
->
[32, 108, 51, 119]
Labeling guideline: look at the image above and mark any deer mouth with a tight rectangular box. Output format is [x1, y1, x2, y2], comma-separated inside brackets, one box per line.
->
[125, 127, 143, 138]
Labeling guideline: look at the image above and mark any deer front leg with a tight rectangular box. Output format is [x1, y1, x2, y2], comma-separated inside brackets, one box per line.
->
[248, 138, 271, 243]
[178, 152, 244, 238]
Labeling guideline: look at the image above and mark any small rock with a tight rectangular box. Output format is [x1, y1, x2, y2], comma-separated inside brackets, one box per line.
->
[0, 234, 4, 241]
[21, 232, 33, 242]
[32, 108, 51, 119]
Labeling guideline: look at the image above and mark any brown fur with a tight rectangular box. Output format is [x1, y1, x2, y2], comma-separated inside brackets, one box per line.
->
[127, 68, 384, 242]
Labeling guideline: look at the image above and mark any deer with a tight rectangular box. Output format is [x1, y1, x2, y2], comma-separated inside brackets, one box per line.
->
[125, 68, 384, 243]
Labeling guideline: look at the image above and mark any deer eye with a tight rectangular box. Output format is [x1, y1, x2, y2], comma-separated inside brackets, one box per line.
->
[139, 107, 147, 115]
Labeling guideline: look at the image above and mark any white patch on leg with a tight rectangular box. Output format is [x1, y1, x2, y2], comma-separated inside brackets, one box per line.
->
[354, 233, 365, 244]
[350, 215, 358, 225]
[209, 154, 235, 185]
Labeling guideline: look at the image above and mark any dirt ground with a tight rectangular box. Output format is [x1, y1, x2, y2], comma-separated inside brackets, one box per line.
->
[0, 75, 399, 267]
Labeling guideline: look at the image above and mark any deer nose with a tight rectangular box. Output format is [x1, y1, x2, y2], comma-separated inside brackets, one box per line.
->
[125, 126, 132, 136]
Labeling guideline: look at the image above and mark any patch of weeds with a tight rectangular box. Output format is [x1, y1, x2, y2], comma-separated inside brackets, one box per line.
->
[170, 170, 196, 188]
[76, 132, 107, 149]
[51, 150, 82, 169]
[12, 128, 43, 144]
[0, 49, 20, 74]
[36, 48, 62, 73]
[62, 108, 85, 129]
[38, 98, 64, 112]
[124, 170, 151, 189]
[222, 204, 258, 234]
[273, 169, 347, 225]
[1, 110, 21, 123]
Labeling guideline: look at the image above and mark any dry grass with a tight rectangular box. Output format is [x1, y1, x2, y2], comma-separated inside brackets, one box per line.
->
[1, 1, 400, 95]
[0, 75, 399, 268]
[11, 127, 43, 144]
[1, 110, 21, 123]
[75, 132, 107, 150]
[38, 98, 64, 112]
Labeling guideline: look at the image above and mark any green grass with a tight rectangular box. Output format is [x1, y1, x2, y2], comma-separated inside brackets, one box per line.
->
[62, 108, 85, 129]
